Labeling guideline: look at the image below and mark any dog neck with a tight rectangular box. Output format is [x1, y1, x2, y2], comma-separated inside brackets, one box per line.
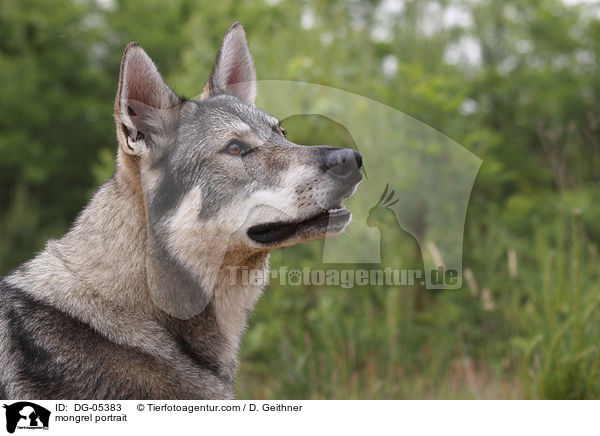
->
[9, 155, 269, 376]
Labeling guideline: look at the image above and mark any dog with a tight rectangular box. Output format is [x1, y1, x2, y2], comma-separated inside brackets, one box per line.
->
[0, 22, 362, 399]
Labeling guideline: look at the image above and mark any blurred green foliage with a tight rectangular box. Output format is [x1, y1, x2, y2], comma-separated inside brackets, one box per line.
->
[1, 0, 599, 398]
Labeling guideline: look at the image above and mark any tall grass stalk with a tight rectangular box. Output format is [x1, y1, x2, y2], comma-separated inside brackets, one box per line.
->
[522, 209, 600, 399]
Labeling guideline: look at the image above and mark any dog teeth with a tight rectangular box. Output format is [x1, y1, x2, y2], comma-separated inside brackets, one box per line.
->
[327, 208, 343, 213]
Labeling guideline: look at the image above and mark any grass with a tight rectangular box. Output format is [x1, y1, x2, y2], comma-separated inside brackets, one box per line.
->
[518, 210, 600, 399]
[236, 207, 600, 399]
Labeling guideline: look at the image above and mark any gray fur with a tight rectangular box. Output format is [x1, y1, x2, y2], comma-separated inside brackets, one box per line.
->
[0, 22, 362, 399]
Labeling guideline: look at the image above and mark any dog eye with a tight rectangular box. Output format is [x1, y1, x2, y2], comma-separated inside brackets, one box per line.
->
[226, 142, 242, 155]
[223, 140, 253, 156]
[273, 124, 287, 138]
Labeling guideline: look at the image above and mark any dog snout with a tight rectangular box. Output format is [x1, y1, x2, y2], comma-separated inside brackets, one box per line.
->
[325, 149, 363, 180]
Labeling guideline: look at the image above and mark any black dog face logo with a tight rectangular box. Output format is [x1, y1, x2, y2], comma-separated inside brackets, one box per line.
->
[3, 402, 50, 434]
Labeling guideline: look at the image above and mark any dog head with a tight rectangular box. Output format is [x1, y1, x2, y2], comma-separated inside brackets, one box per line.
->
[113, 23, 362, 316]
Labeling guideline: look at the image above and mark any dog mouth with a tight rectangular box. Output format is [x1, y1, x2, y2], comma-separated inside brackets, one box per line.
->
[247, 207, 351, 245]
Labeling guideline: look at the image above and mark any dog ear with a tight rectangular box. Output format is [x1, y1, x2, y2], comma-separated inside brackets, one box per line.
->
[115, 42, 180, 156]
[202, 22, 257, 105]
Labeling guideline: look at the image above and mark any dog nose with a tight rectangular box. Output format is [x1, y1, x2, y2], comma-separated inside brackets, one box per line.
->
[325, 149, 363, 178]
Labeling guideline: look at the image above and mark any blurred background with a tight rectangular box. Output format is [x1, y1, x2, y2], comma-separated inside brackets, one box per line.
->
[1, 0, 600, 399]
